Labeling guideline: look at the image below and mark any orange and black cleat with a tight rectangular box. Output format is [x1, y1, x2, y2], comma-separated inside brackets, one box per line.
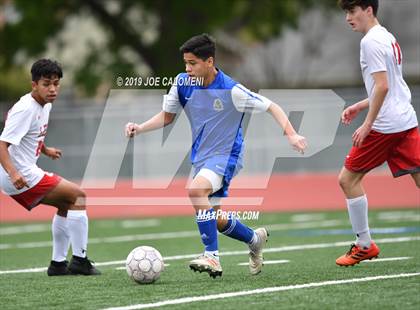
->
[336, 241, 380, 267]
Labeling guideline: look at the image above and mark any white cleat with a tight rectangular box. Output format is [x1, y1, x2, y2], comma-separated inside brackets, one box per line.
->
[249, 228, 269, 275]
[189, 253, 222, 278]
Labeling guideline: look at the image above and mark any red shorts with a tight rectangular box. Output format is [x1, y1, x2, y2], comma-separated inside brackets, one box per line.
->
[345, 126, 420, 177]
[11, 173, 62, 211]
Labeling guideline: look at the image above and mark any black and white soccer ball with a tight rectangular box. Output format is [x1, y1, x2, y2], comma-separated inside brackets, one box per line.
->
[125, 246, 165, 284]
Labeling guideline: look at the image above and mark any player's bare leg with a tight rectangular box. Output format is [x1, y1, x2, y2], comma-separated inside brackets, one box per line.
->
[188, 176, 222, 278]
[212, 205, 227, 231]
[41, 178, 100, 276]
[410, 172, 420, 188]
[336, 168, 380, 266]
[338, 167, 365, 198]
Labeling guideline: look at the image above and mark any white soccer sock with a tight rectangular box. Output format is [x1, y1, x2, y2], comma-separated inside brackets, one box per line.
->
[346, 195, 371, 248]
[51, 214, 70, 262]
[67, 210, 88, 258]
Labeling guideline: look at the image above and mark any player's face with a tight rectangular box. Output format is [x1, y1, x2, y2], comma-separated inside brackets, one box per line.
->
[183, 53, 213, 78]
[31, 76, 61, 104]
[345, 6, 370, 33]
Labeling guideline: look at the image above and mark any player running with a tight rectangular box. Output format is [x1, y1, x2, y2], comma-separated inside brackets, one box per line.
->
[336, 0, 419, 266]
[125, 34, 307, 278]
[0, 59, 100, 276]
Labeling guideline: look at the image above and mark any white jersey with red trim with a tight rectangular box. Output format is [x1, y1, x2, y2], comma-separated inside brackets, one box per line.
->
[360, 25, 418, 133]
[0, 93, 51, 195]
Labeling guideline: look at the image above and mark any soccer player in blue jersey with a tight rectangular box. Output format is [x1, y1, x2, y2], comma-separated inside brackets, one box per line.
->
[125, 34, 307, 278]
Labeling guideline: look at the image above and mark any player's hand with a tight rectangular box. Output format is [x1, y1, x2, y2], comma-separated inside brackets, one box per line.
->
[352, 123, 372, 147]
[288, 134, 307, 154]
[125, 122, 139, 138]
[341, 105, 360, 125]
[10, 171, 29, 190]
[44, 147, 62, 160]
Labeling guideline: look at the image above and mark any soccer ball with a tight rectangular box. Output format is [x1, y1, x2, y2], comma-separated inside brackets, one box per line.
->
[126, 246, 165, 284]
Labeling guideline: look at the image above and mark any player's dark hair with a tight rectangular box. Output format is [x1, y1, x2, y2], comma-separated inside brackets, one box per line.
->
[179, 33, 216, 61]
[31, 59, 63, 82]
[338, 0, 378, 16]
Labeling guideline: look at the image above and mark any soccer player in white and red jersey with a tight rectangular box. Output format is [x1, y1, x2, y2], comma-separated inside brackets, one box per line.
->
[336, 0, 419, 266]
[0, 59, 100, 276]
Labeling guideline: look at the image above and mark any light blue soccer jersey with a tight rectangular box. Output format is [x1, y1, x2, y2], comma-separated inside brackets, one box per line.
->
[163, 69, 271, 196]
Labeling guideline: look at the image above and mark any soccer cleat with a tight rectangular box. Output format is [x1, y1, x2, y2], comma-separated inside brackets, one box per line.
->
[47, 260, 70, 276]
[189, 253, 222, 278]
[248, 228, 269, 275]
[336, 241, 380, 267]
[68, 256, 101, 275]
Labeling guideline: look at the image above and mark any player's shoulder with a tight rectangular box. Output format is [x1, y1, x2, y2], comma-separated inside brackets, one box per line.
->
[9, 93, 37, 114]
[44, 102, 52, 112]
[361, 25, 391, 48]
[231, 83, 250, 95]
[217, 70, 238, 89]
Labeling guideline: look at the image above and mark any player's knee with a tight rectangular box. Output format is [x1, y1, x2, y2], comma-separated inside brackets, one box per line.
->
[74, 189, 87, 208]
[188, 188, 210, 208]
[188, 187, 208, 199]
[65, 188, 87, 209]
[338, 172, 350, 190]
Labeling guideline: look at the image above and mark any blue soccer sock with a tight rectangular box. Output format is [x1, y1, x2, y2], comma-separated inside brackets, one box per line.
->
[196, 208, 219, 255]
[220, 215, 255, 244]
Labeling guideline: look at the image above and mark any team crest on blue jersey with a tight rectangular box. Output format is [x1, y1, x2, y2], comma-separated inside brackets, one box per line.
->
[213, 98, 224, 111]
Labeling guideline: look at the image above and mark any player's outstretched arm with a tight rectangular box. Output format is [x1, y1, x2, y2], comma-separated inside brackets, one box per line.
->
[231, 84, 307, 154]
[0, 140, 29, 189]
[41, 142, 62, 160]
[267, 103, 307, 154]
[125, 111, 176, 138]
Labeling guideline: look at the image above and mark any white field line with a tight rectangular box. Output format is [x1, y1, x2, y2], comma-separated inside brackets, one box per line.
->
[120, 219, 161, 228]
[102, 273, 420, 310]
[0, 219, 161, 236]
[115, 263, 170, 270]
[1, 236, 419, 275]
[291, 214, 326, 222]
[377, 211, 420, 222]
[1, 208, 416, 237]
[238, 260, 289, 266]
[0, 220, 342, 250]
[362, 257, 412, 263]
[0, 224, 50, 235]
[379, 216, 420, 223]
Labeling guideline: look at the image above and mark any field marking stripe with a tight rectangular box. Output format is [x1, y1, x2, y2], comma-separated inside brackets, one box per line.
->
[0, 267, 48, 274]
[362, 257, 412, 263]
[102, 273, 420, 310]
[1, 236, 418, 275]
[0, 224, 50, 235]
[238, 260, 289, 266]
[0, 220, 343, 250]
[0, 220, 161, 236]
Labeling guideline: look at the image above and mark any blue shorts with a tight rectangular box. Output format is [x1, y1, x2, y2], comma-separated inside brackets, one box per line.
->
[193, 154, 243, 198]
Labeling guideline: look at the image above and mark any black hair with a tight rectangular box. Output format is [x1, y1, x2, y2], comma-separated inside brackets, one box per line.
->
[31, 59, 63, 82]
[338, 0, 379, 16]
[179, 33, 216, 61]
